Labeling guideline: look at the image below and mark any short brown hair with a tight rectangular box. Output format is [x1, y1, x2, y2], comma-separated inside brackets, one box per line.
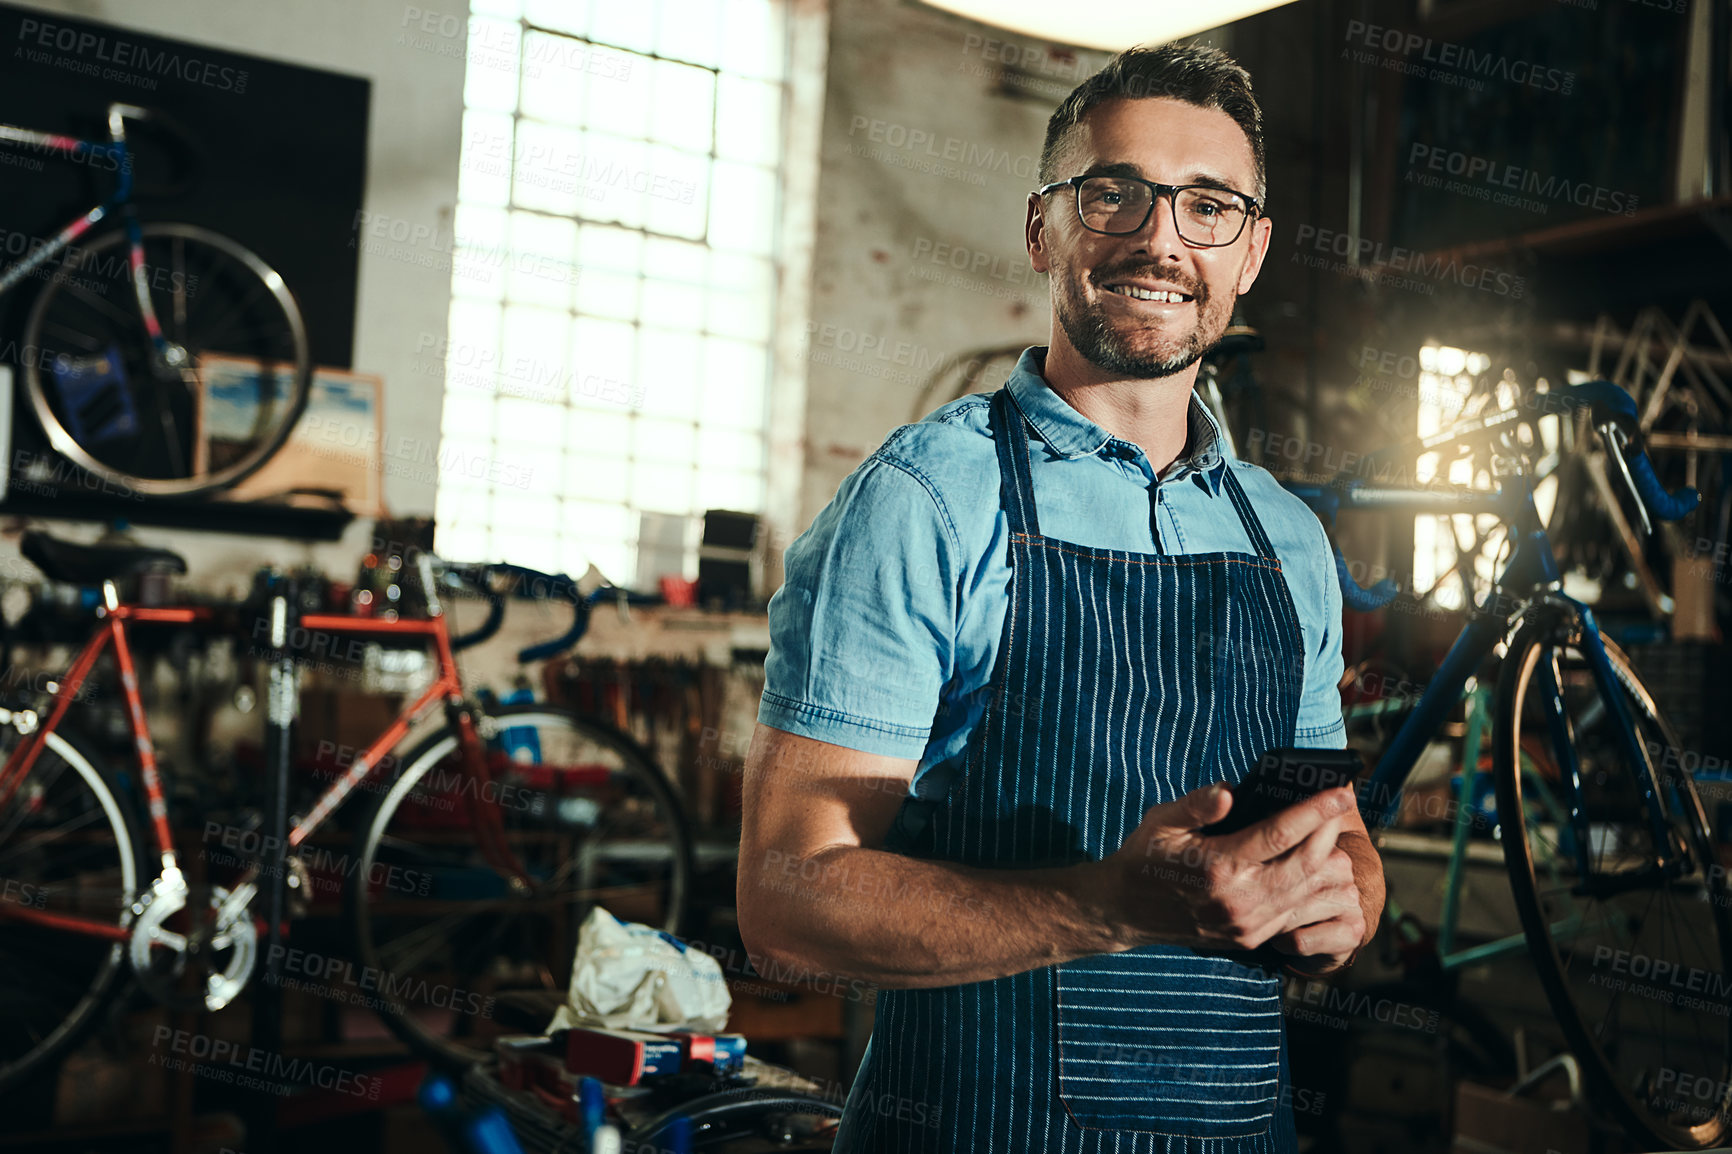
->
[1039, 43, 1266, 205]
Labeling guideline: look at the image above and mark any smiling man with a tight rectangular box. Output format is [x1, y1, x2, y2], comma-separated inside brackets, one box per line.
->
[739, 43, 1385, 1153]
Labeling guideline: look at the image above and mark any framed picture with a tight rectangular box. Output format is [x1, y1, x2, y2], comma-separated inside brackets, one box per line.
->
[215, 356, 383, 514]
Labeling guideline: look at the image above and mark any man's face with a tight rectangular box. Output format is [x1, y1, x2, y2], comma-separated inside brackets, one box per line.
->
[1027, 97, 1271, 380]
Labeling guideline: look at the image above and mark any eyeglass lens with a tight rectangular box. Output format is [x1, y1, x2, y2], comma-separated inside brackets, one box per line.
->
[1076, 177, 1249, 245]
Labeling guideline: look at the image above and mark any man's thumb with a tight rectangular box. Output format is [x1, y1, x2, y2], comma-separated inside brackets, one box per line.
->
[1168, 781, 1231, 829]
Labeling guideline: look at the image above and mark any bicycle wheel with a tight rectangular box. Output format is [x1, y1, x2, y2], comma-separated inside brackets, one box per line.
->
[348, 705, 694, 1068]
[1495, 617, 1732, 1148]
[0, 727, 142, 1094]
[21, 222, 311, 498]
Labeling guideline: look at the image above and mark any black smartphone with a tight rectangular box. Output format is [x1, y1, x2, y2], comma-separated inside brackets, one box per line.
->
[1201, 747, 1362, 836]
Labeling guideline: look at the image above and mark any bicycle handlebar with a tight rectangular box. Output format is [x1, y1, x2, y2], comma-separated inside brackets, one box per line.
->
[1286, 378, 1700, 614]
[439, 560, 594, 662]
[1530, 379, 1700, 523]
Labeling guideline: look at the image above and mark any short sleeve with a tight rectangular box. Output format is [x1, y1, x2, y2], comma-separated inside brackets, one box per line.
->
[759, 452, 957, 758]
[1293, 513, 1347, 748]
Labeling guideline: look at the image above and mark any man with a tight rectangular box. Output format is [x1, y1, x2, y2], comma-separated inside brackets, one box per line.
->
[738, 43, 1385, 1153]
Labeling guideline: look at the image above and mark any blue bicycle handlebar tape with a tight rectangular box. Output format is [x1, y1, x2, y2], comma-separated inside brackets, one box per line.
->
[1625, 449, 1700, 521]
[1537, 381, 1700, 522]
[486, 562, 593, 663]
[1334, 546, 1400, 612]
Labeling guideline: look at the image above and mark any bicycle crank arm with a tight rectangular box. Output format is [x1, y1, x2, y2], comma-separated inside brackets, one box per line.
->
[129, 876, 258, 1011]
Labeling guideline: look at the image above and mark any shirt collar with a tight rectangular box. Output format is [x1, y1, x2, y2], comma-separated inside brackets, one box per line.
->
[1004, 346, 1230, 495]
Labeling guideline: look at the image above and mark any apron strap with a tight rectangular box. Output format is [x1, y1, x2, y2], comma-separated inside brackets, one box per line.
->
[990, 388, 1041, 538]
[1221, 465, 1282, 562]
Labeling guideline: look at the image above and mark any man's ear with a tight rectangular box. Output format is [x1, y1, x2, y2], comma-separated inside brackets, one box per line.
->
[1027, 192, 1051, 274]
[1235, 213, 1273, 296]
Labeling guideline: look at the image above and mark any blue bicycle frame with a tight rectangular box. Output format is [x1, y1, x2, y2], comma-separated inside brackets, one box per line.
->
[1285, 379, 1699, 887]
[0, 104, 165, 346]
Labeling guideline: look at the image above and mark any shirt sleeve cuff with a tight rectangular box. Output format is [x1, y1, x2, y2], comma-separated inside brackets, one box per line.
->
[757, 691, 934, 759]
[1293, 717, 1348, 749]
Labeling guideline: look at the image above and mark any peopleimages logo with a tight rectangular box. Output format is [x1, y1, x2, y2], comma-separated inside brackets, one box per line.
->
[1342, 20, 1574, 94]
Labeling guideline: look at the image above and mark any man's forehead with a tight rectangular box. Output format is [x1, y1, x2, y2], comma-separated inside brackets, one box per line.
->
[1064, 97, 1256, 188]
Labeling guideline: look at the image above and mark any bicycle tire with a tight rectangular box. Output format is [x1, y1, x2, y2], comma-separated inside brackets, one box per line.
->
[20, 222, 311, 498]
[1495, 617, 1732, 1149]
[348, 704, 694, 1070]
[0, 727, 142, 1094]
[628, 1087, 842, 1148]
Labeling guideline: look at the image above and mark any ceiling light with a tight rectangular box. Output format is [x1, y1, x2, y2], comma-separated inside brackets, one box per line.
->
[916, 1, 1302, 52]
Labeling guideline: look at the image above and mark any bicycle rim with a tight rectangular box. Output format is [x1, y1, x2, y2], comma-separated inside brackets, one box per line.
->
[348, 705, 693, 1068]
[0, 730, 140, 1094]
[1496, 622, 1732, 1148]
[21, 222, 311, 498]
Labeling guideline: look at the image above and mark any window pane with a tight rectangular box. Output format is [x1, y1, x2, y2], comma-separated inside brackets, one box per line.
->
[443, 392, 495, 438]
[650, 59, 714, 153]
[719, 0, 782, 80]
[446, 298, 503, 391]
[578, 132, 650, 230]
[588, 1, 656, 55]
[572, 317, 637, 409]
[696, 468, 764, 512]
[452, 204, 508, 300]
[566, 405, 631, 450]
[637, 327, 700, 418]
[632, 417, 697, 465]
[502, 304, 569, 402]
[656, 0, 721, 68]
[700, 337, 767, 428]
[523, 0, 588, 36]
[705, 252, 772, 339]
[630, 459, 695, 513]
[697, 426, 765, 474]
[567, 452, 628, 502]
[512, 120, 584, 217]
[708, 161, 775, 254]
[584, 55, 653, 139]
[520, 31, 587, 127]
[578, 223, 643, 273]
[505, 210, 577, 308]
[716, 76, 780, 165]
[463, 17, 520, 112]
[643, 145, 709, 240]
[459, 111, 514, 207]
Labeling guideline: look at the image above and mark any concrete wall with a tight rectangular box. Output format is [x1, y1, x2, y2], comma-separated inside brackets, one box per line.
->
[5, 0, 468, 594]
[797, 0, 1110, 528]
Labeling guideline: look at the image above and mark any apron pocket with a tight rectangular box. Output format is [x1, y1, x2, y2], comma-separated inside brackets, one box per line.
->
[1054, 948, 1283, 1137]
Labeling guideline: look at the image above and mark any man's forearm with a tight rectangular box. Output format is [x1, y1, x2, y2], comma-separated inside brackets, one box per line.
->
[741, 844, 1124, 989]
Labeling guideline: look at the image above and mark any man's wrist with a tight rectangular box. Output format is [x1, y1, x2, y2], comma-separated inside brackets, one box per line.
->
[1063, 857, 1137, 955]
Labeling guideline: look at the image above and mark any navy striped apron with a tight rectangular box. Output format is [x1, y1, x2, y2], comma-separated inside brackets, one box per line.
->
[834, 386, 1307, 1153]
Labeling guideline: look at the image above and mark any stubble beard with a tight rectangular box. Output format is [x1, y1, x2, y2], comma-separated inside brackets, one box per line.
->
[1052, 262, 1230, 380]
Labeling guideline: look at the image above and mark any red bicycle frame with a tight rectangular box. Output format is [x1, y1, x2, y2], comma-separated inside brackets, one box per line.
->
[0, 596, 530, 944]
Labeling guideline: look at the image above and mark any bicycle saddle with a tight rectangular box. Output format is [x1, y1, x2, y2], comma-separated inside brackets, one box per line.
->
[21, 530, 187, 585]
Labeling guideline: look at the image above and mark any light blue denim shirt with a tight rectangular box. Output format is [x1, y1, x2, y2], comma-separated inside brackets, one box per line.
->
[761, 346, 1346, 800]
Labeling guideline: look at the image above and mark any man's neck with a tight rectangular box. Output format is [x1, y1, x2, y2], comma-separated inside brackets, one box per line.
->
[1041, 341, 1199, 476]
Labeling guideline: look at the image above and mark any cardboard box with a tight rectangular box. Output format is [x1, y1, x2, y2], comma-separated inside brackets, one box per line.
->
[1451, 1080, 1591, 1154]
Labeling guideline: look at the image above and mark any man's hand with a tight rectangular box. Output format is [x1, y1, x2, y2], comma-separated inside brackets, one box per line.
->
[1099, 781, 1362, 958]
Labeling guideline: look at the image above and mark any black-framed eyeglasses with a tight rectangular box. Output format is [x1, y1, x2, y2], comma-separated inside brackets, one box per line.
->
[1035, 175, 1261, 247]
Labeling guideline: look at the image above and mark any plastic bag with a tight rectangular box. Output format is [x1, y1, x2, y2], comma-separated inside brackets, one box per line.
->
[546, 907, 731, 1034]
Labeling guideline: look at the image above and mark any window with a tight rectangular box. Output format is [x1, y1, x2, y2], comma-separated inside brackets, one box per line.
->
[1412, 343, 1560, 611]
[434, 0, 788, 582]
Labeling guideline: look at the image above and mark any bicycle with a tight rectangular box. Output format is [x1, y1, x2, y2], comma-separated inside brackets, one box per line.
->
[1287, 379, 1731, 1149]
[0, 102, 311, 497]
[0, 532, 693, 1091]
